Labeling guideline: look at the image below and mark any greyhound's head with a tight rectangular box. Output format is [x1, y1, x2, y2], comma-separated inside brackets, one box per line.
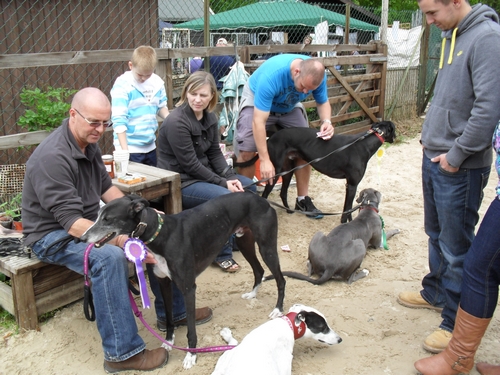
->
[287, 304, 342, 345]
[371, 121, 396, 144]
[356, 188, 382, 208]
[80, 195, 150, 247]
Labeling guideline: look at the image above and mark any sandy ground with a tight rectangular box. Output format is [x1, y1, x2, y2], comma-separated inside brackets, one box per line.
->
[2, 130, 500, 375]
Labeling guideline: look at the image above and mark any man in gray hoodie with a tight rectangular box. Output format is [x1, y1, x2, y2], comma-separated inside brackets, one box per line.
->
[397, 0, 500, 354]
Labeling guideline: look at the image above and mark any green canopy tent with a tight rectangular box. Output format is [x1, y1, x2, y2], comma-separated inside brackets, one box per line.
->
[174, 0, 379, 33]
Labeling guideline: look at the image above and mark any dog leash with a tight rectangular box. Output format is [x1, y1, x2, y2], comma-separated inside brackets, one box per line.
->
[83, 241, 235, 353]
[83, 243, 96, 322]
[128, 291, 236, 353]
[261, 193, 364, 217]
[241, 128, 385, 190]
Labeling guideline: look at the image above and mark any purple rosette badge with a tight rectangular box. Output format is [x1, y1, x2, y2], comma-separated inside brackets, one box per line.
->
[124, 238, 151, 309]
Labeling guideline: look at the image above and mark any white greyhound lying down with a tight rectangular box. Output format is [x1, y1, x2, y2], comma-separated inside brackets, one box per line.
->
[211, 304, 342, 375]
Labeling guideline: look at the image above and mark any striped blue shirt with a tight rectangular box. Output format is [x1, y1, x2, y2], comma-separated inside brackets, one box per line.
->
[111, 71, 167, 153]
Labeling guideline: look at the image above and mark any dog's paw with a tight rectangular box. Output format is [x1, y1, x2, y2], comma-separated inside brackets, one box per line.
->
[268, 308, 282, 319]
[161, 340, 174, 352]
[220, 327, 238, 346]
[361, 269, 369, 277]
[183, 352, 197, 370]
[241, 290, 257, 299]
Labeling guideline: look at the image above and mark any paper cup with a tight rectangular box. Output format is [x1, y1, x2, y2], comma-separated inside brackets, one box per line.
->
[113, 150, 130, 178]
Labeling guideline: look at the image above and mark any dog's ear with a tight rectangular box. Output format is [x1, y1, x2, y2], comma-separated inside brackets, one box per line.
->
[356, 189, 367, 203]
[130, 197, 149, 215]
[295, 311, 307, 326]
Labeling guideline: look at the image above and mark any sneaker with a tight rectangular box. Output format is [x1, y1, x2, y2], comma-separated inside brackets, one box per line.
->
[104, 348, 168, 373]
[157, 306, 213, 332]
[423, 328, 452, 353]
[295, 196, 323, 219]
[397, 291, 443, 312]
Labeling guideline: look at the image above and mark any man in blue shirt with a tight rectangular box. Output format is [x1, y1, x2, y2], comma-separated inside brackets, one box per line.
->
[235, 54, 334, 219]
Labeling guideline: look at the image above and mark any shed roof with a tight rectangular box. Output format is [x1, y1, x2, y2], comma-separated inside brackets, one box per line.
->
[175, 0, 379, 32]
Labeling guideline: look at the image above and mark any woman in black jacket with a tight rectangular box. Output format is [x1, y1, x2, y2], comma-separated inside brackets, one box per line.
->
[157, 71, 255, 272]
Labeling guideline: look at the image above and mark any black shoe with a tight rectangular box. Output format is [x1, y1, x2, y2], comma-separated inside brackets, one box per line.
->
[295, 196, 324, 219]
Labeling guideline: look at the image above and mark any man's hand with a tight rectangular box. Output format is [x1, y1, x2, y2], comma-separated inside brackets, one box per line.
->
[144, 251, 158, 264]
[431, 153, 459, 173]
[318, 121, 334, 140]
[259, 158, 276, 184]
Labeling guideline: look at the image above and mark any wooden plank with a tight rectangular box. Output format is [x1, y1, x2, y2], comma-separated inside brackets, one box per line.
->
[0, 254, 45, 276]
[33, 264, 81, 296]
[164, 175, 182, 215]
[12, 271, 39, 331]
[36, 279, 83, 316]
[0, 281, 14, 315]
[328, 67, 379, 123]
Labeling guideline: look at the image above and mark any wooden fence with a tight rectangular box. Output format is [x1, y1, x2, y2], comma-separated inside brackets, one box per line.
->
[0, 41, 387, 163]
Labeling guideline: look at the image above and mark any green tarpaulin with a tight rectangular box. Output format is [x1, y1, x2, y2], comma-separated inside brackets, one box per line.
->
[175, 0, 379, 32]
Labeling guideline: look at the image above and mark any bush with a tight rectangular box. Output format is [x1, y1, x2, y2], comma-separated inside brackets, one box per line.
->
[18, 87, 77, 132]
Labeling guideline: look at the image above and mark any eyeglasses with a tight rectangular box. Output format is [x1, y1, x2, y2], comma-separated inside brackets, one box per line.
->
[73, 108, 113, 128]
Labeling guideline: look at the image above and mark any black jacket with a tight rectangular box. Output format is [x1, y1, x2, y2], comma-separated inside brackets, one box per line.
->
[157, 102, 236, 188]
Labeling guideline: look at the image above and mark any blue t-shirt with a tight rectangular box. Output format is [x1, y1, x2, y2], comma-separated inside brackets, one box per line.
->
[248, 54, 328, 113]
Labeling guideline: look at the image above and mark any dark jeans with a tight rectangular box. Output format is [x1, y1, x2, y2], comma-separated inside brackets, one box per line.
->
[460, 197, 500, 318]
[420, 153, 490, 331]
[129, 149, 157, 166]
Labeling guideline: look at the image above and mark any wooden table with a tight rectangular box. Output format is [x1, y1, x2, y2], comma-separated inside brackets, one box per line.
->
[112, 162, 182, 215]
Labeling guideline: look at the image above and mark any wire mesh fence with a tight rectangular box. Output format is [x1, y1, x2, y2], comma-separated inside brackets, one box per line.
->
[1, 0, 437, 166]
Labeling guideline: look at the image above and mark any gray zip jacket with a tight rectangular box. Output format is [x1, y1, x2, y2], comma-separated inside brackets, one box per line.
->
[421, 4, 500, 168]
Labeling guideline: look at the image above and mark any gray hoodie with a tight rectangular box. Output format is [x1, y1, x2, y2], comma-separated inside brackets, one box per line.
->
[421, 4, 500, 169]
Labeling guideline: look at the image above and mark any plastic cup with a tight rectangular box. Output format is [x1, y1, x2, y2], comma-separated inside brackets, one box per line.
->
[113, 150, 130, 178]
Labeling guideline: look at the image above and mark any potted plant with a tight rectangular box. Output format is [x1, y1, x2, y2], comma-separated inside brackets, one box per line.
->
[0, 193, 23, 230]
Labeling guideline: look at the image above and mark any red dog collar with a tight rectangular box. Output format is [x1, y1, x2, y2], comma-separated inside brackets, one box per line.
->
[370, 129, 385, 144]
[282, 312, 306, 340]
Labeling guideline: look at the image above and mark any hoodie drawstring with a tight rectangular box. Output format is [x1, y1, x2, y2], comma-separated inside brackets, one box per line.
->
[439, 27, 458, 69]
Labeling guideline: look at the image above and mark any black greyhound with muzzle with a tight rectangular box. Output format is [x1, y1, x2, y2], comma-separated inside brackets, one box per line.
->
[80, 192, 286, 370]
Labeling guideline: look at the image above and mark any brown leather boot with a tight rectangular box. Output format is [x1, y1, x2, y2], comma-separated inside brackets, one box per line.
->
[103, 348, 169, 373]
[414, 306, 491, 375]
[477, 363, 500, 375]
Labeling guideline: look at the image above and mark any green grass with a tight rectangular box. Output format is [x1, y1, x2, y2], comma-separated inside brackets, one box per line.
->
[0, 307, 19, 335]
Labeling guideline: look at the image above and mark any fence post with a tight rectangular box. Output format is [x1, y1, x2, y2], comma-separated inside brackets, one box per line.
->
[417, 22, 430, 115]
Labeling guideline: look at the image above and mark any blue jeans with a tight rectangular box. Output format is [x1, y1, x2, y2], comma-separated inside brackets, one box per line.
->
[421, 154, 490, 331]
[460, 197, 500, 318]
[31, 229, 144, 361]
[181, 174, 256, 263]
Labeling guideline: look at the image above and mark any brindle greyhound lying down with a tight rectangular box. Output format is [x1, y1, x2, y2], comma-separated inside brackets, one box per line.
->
[81, 192, 286, 369]
[265, 188, 399, 285]
[212, 304, 342, 375]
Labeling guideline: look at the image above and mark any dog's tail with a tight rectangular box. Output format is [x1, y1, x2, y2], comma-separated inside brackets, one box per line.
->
[263, 270, 333, 285]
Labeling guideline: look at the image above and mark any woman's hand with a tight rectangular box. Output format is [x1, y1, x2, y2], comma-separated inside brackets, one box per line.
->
[227, 179, 244, 192]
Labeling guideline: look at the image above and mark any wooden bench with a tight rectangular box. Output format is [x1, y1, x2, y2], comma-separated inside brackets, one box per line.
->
[0, 246, 83, 331]
[0, 163, 182, 331]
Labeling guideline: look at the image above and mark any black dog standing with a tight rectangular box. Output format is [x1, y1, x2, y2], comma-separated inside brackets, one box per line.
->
[262, 121, 396, 223]
[81, 192, 286, 369]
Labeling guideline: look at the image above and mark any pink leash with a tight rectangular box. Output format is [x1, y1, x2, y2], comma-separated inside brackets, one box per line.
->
[84, 242, 235, 353]
[128, 291, 236, 353]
